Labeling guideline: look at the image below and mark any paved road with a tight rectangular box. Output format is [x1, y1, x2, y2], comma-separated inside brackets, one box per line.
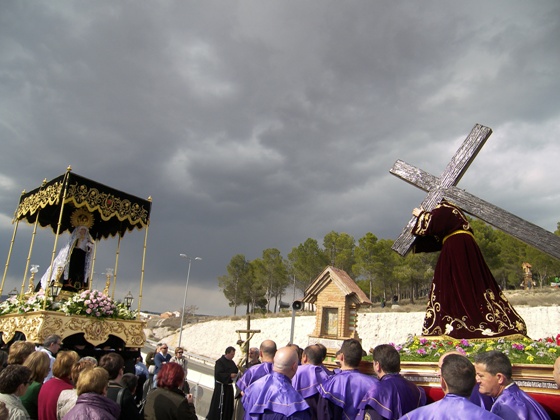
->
[185, 354, 218, 419]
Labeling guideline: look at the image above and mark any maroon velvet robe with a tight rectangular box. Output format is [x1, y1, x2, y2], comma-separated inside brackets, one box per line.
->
[412, 201, 527, 339]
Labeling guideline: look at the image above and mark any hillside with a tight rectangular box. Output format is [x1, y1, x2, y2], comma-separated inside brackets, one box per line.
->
[144, 288, 560, 360]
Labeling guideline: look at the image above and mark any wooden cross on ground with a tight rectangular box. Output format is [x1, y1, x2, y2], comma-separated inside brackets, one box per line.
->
[390, 123, 560, 260]
[235, 315, 261, 370]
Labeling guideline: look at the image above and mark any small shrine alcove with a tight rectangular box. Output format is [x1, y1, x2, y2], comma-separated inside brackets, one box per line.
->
[303, 266, 372, 350]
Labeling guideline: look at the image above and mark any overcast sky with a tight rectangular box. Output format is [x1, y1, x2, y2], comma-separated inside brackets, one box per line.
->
[1, 1, 559, 315]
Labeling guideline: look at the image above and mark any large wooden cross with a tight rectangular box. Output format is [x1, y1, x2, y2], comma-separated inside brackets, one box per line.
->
[235, 315, 261, 370]
[390, 123, 560, 260]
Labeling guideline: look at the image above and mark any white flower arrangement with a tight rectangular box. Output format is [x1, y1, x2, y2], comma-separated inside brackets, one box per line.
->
[0, 290, 54, 315]
[59, 289, 136, 320]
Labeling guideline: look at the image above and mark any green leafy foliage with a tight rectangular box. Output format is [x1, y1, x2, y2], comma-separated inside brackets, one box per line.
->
[218, 217, 560, 314]
[391, 334, 560, 365]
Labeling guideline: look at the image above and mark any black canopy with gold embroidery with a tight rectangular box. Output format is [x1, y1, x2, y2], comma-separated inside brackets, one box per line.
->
[14, 169, 151, 240]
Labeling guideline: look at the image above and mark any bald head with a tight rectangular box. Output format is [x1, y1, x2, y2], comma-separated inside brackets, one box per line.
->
[273, 347, 299, 379]
[260, 340, 277, 362]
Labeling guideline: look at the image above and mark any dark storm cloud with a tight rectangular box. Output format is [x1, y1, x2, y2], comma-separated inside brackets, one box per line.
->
[1, 1, 559, 314]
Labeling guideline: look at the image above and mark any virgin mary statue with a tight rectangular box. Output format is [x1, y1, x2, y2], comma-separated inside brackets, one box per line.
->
[40, 208, 95, 292]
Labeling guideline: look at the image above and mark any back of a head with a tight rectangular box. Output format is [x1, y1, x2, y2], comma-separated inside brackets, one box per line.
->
[260, 340, 277, 361]
[303, 345, 323, 366]
[156, 362, 184, 389]
[0, 364, 31, 395]
[121, 372, 138, 392]
[373, 344, 400, 374]
[99, 352, 125, 380]
[23, 351, 50, 383]
[71, 359, 97, 384]
[8, 341, 35, 365]
[474, 350, 512, 379]
[441, 354, 476, 397]
[52, 351, 79, 379]
[273, 347, 299, 379]
[77, 367, 109, 396]
[80, 356, 98, 367]
[340, 338, 363, 368]
[316, 343, 327, 362]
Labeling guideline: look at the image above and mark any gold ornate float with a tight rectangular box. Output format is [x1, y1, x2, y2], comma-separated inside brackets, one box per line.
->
[0, 167, 151, 350]
[0, 310, 145, 348]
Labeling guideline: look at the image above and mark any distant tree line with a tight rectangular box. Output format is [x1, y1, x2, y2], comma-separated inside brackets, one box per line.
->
[217, 219, 560, 315]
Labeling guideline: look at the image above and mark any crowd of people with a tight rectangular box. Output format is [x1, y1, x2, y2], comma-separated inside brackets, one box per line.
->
[1, 332, 559, 419]
[0, 336, 194, 419]
[205, 338, 559, 420]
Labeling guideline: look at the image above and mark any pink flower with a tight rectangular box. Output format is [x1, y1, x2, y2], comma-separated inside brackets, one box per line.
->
[455, 346, 467, 355]
[86, 308, 92, 314]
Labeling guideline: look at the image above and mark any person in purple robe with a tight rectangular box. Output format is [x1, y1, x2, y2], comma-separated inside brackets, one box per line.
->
[474, 351, 551, 419]
[292, 344, 332, 418]
[317, 338, 378, 419]
[242, 346, 310, 420]
[411, 200, 527, 339]
[357, 344, 426, 419]
[236, 340, 277, 395]
[437, 351, 493, 411]
[401, 354, 501, 420]
[236, 340, 277, 420]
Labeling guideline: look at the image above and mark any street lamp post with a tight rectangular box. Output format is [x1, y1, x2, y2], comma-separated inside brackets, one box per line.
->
[178, 254, 202, 347]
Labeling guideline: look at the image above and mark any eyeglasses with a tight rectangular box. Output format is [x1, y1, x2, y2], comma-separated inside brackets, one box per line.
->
[161, 347, 168, 350]
[177, 351, 183, 354]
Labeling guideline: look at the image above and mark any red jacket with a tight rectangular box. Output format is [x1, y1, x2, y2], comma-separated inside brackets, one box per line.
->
[38, 377, 73, 420]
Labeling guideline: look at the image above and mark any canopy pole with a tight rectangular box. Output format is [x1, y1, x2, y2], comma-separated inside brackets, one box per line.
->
[43, 172, 71, 310]
[20, 215, 40, 297]
[137, 222, 150, 319]
[1, 220, 19, 297]
[90, 242, 97, 291]
[111, 234, 122, 299]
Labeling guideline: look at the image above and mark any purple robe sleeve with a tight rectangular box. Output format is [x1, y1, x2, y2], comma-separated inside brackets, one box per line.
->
[292, 364, 329, 398]
[242, 372, 310, 420]
[469, 383, 493, 410]
[237, 362, 273, 392]
[491, 384, 551, 420]
[318, 370, 378, 419]
[401, 394, 502, 420]
[357, 374, 426, 420]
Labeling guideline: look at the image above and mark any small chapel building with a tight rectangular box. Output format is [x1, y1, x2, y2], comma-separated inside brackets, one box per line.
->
[303, 266, 372, 348]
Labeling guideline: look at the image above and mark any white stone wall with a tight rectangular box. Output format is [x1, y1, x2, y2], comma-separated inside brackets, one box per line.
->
[157, 306, 559, 361]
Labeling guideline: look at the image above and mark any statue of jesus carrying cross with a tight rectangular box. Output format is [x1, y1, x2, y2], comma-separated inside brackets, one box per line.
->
[388, 124, 554, 340]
